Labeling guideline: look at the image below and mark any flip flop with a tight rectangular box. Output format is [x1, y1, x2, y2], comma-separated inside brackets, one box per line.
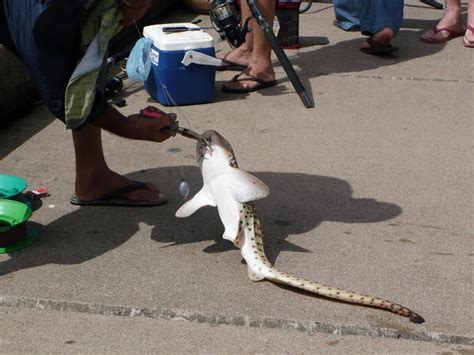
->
[420, 26, 465, 44]
[216, 58, 247, 72]
[360, 37, 398, 55]
[222, 72, 277, 93]
[463, 24, 474, 48]
[70, 182, 167, 207]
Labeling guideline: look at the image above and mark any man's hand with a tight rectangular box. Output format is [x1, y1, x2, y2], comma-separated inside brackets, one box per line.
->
[120, 0, 151, 27]
[129, 106, 177, 142]
[94, 105, 176, 143]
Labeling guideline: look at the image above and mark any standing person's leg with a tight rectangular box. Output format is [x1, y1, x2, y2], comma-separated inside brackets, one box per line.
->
[359, 0, 403, 53]
[464, 0, 474, 47]
[333, 0, 361, 31]
[219, 1, 254, 68]
[223, 0, 277, 92]
[421, 0, 464, 43]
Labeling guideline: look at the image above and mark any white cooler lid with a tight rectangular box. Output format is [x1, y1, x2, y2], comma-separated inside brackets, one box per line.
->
[143, 23, 214, 51]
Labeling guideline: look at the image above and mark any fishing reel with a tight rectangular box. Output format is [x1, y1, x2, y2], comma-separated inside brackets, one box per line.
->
[210, 0, 252, 48]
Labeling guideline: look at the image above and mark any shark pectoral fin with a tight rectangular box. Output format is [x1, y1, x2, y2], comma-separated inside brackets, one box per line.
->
[248, 266, 265, 282]
[222, 225, 239, 244]
[225, 169, 270, 203]
[175, 187, 215, 218]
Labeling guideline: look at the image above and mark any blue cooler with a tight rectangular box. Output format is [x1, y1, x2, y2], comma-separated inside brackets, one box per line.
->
[144, 23, 216, 106]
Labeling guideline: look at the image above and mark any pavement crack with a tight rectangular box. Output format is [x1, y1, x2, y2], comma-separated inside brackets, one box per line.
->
[1, 294, 473, 346]
[314, 72, 474, 84]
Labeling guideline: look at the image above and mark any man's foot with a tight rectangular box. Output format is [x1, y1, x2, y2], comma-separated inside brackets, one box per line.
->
[361, 28, 394, 50]
[222, 60, 275, 92]
[219, 47, 251, 69]
[222, 72, 277, 93]
[360, 28, 398, 55]
[73, 169, 166, 206]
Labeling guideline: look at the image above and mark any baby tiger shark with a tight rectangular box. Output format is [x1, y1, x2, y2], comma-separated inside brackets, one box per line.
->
[176, 130, 424, 324]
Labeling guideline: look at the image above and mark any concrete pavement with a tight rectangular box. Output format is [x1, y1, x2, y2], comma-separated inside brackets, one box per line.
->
[1, 1, 473, 353]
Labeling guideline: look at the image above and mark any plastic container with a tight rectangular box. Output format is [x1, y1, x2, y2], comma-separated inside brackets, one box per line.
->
[0, 173, 28, 199]
[144, 23, 216, 106]
[0, 199, 36, 253]
[277, 1, 301, 49]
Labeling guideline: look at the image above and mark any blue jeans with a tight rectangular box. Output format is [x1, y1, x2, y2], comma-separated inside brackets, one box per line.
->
[334, 0, 404, 34]
[333, 0, 361, 31]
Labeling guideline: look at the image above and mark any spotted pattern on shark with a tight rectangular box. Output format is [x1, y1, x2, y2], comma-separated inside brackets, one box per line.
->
[238, 203, 424, 323]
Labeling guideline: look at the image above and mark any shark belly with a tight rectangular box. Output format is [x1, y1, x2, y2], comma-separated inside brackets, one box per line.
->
[209, 183, 241, 244]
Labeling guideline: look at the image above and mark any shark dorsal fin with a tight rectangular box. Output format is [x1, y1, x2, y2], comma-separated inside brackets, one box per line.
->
[175, 187, 216, 218]
[216, 168, 269, 203]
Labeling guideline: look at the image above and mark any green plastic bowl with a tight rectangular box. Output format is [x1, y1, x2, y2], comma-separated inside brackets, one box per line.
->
[0, 199, 32, 232]
[0, 174, 28, 199]
[0, 200, 34, 252]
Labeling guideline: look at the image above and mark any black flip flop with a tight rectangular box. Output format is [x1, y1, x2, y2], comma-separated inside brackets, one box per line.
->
[360, 37, 398, 55]
[70, 182, 167, 207]
[222, 72, 277, 94]
[216, 58, 247, 72]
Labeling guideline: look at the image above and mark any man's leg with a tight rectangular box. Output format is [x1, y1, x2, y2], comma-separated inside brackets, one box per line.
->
[72, 105, 173, 203]
[223, 0, 276, 92]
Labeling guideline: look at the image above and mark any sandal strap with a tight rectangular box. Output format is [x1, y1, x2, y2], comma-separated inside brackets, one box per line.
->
[432, 26, 464, 35]
[231, 72, 268, 84]
[100, 182, 150, 200]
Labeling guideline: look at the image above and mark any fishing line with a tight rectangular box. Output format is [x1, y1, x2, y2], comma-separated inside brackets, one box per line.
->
[130, 18, 198, 198]
[158, 79, 190, 197]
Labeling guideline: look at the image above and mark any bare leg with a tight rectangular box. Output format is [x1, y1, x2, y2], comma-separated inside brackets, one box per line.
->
[224, 0, 276, 91]
[220, 2, 254, 67]
[421, 0, 464, 42]
[72, 105, 172, 202]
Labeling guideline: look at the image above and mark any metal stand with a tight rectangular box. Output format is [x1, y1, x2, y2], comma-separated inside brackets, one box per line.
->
[247, 0, 314, 109]
[419, 0, 443, 9]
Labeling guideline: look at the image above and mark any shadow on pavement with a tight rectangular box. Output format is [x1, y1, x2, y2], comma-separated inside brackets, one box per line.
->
[214, 20, 447, 102]
[0, 105, 54, 160]
[0, 166, 401, 275]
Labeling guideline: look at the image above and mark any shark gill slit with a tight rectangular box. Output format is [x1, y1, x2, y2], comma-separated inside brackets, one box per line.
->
[240, 205, 424, 324]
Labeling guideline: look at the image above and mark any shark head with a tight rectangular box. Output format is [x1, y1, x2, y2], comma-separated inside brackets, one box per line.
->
[197, 130, 237, 168]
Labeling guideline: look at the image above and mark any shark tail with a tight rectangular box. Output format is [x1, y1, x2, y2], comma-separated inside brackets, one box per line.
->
[261, 266, 425, 324]
[241, 207, 425, 324]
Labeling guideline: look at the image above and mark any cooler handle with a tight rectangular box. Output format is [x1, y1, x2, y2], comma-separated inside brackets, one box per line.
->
[181, 51, 223, 67]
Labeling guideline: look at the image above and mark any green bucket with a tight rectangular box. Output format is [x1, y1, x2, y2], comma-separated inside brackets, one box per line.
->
[0, 173, 28, 199]
[0, 199, 37, 253]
